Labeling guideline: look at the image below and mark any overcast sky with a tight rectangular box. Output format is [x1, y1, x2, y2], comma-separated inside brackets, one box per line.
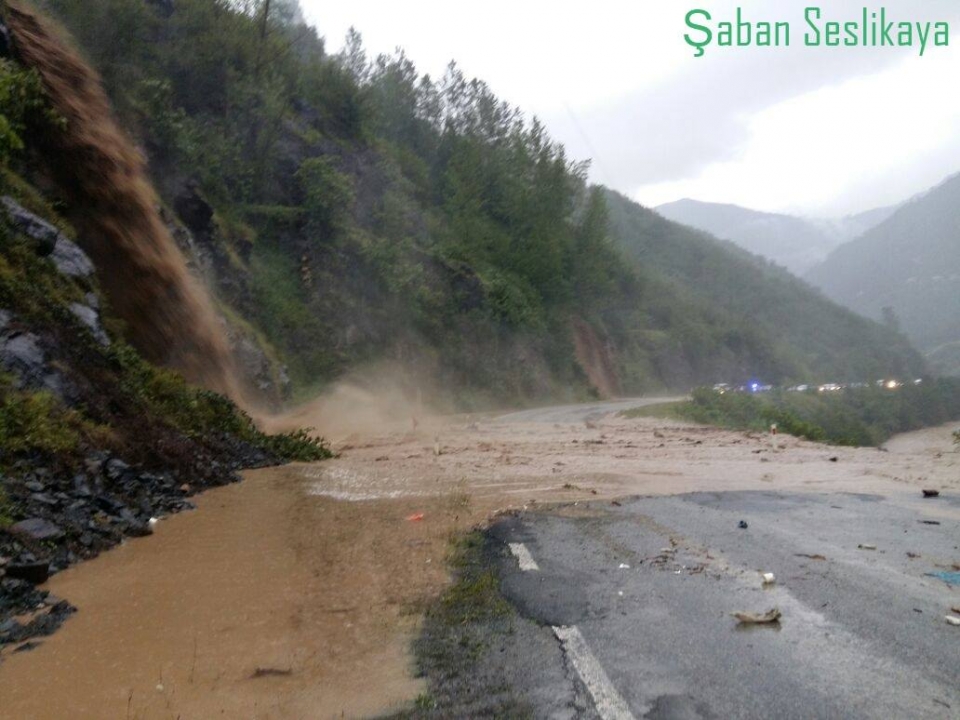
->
[299, 0, 960, 218]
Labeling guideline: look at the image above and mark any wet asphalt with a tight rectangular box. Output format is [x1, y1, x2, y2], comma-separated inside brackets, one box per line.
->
[486, 490, 960, 719]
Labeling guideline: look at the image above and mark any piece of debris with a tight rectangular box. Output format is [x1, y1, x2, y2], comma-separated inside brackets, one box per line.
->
[761, 572, 776, 585]
[795, 553, 827, 561]
[738, 520, 748, 529]
[406, 513, 424, 522]
[858, 543, 877, 550]
[952, 606, 960, 614]
[829, 456, 838, 462]
[251, 667, 293, 678]
[926, 571, 960, 586]
[618, 563, 631, 570]
[611, 500, 622, 507]
[732, 608, 781, 624]
[945, 616, 960, 627]
[921, 489, 940, 498]
[906, 552, 921, 559]
[918, 520, 941, 526]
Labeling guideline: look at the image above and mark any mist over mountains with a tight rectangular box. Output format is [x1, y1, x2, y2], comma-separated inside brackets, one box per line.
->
[655, 198, 898, 275]
[805, 172, 960, 376]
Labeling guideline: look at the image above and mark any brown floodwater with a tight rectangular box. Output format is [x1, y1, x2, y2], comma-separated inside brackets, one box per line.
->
[0, 414, 957, 718]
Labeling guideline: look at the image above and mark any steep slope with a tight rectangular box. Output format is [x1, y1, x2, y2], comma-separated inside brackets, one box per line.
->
[606, 190, 925, 384]
[805, 173, 960, 375]
[29, 0, 928, 402]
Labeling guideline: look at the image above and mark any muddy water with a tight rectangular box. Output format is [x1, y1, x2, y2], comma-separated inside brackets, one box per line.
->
[0, 465, 476, 719]
[1, 416, 957, 718]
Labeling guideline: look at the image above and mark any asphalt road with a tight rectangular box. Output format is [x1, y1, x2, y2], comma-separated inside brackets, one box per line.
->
[486, 490, 960, 719]
[494, 397, 683, 425]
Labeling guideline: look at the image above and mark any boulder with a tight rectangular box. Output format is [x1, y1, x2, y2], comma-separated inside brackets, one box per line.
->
[68, 302, 109, 346]
[0, 330, 63, 395]
[1, 196, 94, 277]
[1, 197, 59, 255]
[9, 518, 64, 541]
[51, 237, 95, 278]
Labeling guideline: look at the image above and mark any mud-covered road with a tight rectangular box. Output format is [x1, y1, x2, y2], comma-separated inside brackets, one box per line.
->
[486, 490, 960, 719]
[0, 397, 957, 718]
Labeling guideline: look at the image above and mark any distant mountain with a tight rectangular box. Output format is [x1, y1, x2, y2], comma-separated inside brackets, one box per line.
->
[655, 199, 894, 275]
[805, 173, 960, 376]
[604, 190, 925, 385]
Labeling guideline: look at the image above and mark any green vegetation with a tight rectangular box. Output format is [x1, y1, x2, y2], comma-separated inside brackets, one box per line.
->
[630, 381, 960, 446]
[0, 205, 328, 468]
[28, 0, 925, 405]
[388, 531, 531, 719]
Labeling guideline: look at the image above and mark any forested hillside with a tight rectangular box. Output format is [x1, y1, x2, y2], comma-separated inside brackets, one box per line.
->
[18, 0, 926, 405]
[605, 190, 924, 384]
[806, 173, 960, 377]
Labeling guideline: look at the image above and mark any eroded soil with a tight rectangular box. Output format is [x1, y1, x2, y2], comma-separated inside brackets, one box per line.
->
[0, 405, 957, 718]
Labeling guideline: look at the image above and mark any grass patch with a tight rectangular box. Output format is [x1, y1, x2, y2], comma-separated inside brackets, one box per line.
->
[633, 382, 960, 447]
[386, 530, 531, 719]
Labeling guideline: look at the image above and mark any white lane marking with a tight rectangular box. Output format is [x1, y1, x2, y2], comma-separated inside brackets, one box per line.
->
[553, 625, 635, 720]
[508, 542, 540, 571]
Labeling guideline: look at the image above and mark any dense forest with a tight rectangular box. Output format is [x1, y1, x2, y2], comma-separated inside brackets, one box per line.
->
[5, 0, 926, 408]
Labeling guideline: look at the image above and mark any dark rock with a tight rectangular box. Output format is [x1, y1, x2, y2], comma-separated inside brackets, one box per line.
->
[105, 458, 130, 480]
[173, 182, 214, 238]
[72, 475, 92, 497]
[5, 561, 50, 584]
[9, 518, 63, 541]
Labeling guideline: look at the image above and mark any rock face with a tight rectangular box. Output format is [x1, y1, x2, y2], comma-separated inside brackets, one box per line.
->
[0, 321, 64, 395]
[1, 196, 94, 278]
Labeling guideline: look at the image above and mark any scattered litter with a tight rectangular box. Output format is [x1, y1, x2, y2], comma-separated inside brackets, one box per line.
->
[406, 513, 425, 522]
[918, 520, 941, 526]
[618, 563, 631, 570]
[251, 667, 293, 678]
[660, 547, 676, 554]
[618, 591, 624, 597]
[945, 616, 960, 627]
[147, 517, 159, 527]
[795, 553, 826, 561]
[829, 457, 838, 463]
[907, 552, 921, 559]
[913, 608, 923, 613]
[926, 571, 960, 586]
[858, 543, 877, 550]
[921, 489, 940, 498]
[738, 520, 748, 529]
[732, 608, 781, 624]
[611, 500, 622, 507]
[761, 572, 776, 585]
